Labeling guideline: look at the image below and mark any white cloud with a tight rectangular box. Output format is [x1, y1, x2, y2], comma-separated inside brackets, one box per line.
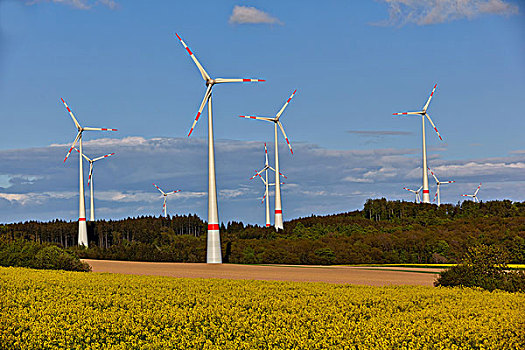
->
[24, 0, 119, 10]
[0, 191, 76, 205]
[0, 136, 523, 223]
[377, 0, 519, 26]
[229, 5, 282, 25]
[432, 161, 525, 177]
[342, 176, 374, 183]
[95, 190, 206, 203]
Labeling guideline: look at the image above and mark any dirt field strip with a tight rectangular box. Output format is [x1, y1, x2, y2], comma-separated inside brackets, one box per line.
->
[84, 259, 442, 286]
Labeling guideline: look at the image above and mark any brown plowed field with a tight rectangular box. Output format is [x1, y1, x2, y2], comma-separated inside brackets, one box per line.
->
[84, 259, 442, 286]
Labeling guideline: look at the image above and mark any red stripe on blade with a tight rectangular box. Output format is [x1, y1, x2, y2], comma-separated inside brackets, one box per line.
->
[208, 224, 219, 230]
[186, 47, 193, 55]
[243, 79, 250, 82]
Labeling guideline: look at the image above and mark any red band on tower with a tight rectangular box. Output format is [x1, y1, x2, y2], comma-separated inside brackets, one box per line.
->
[208, 224, 219, 230]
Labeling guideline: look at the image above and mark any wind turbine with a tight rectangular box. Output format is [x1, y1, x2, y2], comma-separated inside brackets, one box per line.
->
[61, 98, 117, 247]
[249, 143, 287, 227]
[175, 33, 264, 264]
[428, 167, 455, 206]
[403, 186, 423, 203]
[239, 90, 296, 230]
[394, 84, 443, 203]
[74, 148, 115, 221]
[462, 183, 482, 203]
[153, 183, 181, 218]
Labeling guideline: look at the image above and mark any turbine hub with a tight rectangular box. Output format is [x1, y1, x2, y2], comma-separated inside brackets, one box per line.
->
[206, 79, 215, 86]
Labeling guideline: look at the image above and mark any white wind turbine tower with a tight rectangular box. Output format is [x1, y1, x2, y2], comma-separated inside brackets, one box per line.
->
[61, 98, 117, 247]
[153, 183, 181, 218]
[428, 167, 455, 206]
[403, 186, 423, 203]
[393, 84, 443, 203]
[74, 148, 115, 221]
[462, 183, 482, 203]
[239, 90, 296, 230]
[175, 33, 264, 264]
[249, 143, 287, 227]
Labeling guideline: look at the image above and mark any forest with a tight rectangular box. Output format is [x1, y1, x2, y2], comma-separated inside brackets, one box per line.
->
[1, 199, 524, 265]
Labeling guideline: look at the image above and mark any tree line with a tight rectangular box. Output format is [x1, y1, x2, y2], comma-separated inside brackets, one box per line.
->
[1, 199, 524, 265]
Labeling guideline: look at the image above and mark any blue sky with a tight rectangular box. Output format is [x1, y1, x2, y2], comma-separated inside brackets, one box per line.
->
[0, 0, 523, 224]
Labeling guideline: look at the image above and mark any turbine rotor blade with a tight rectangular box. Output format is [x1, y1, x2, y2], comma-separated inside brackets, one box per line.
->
[214, 78, 265, 84]
[422, 84, 437, 112]
[168, 190, 181, 195]
[428, 167, 439, 183]
[267, 166, 286, 179]
[83, 127, 118, 131]
[277, 121, 293, 154]
[249, 168, 265, 180]
[92, 153, 115, 162]
[276, 89, 297, 119]
[393, 111, 422, 116]
[153, 183, 166, 195]
[264, 143, 268, 166]
[175, 33, 211, 81]
[74, 147, 92, 162]
[61, 98, 81, 129]
[88, 163, 93, 186]
[188, 85, 212, 137]
[64, 132, 82, 163]
[403, 187, 416, 194]
[238, 115, 274, 122]
[425, 113, 443, 141]
[474, 183, 481, 195]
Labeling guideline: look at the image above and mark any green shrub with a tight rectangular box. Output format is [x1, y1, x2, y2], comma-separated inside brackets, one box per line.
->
[435, 244, 525, 292]
[0, 239, 90, 272]
[34, 246, 91, 272]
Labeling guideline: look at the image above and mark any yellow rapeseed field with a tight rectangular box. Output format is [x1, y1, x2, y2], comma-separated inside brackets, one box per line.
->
[0, 266, 524, 349]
